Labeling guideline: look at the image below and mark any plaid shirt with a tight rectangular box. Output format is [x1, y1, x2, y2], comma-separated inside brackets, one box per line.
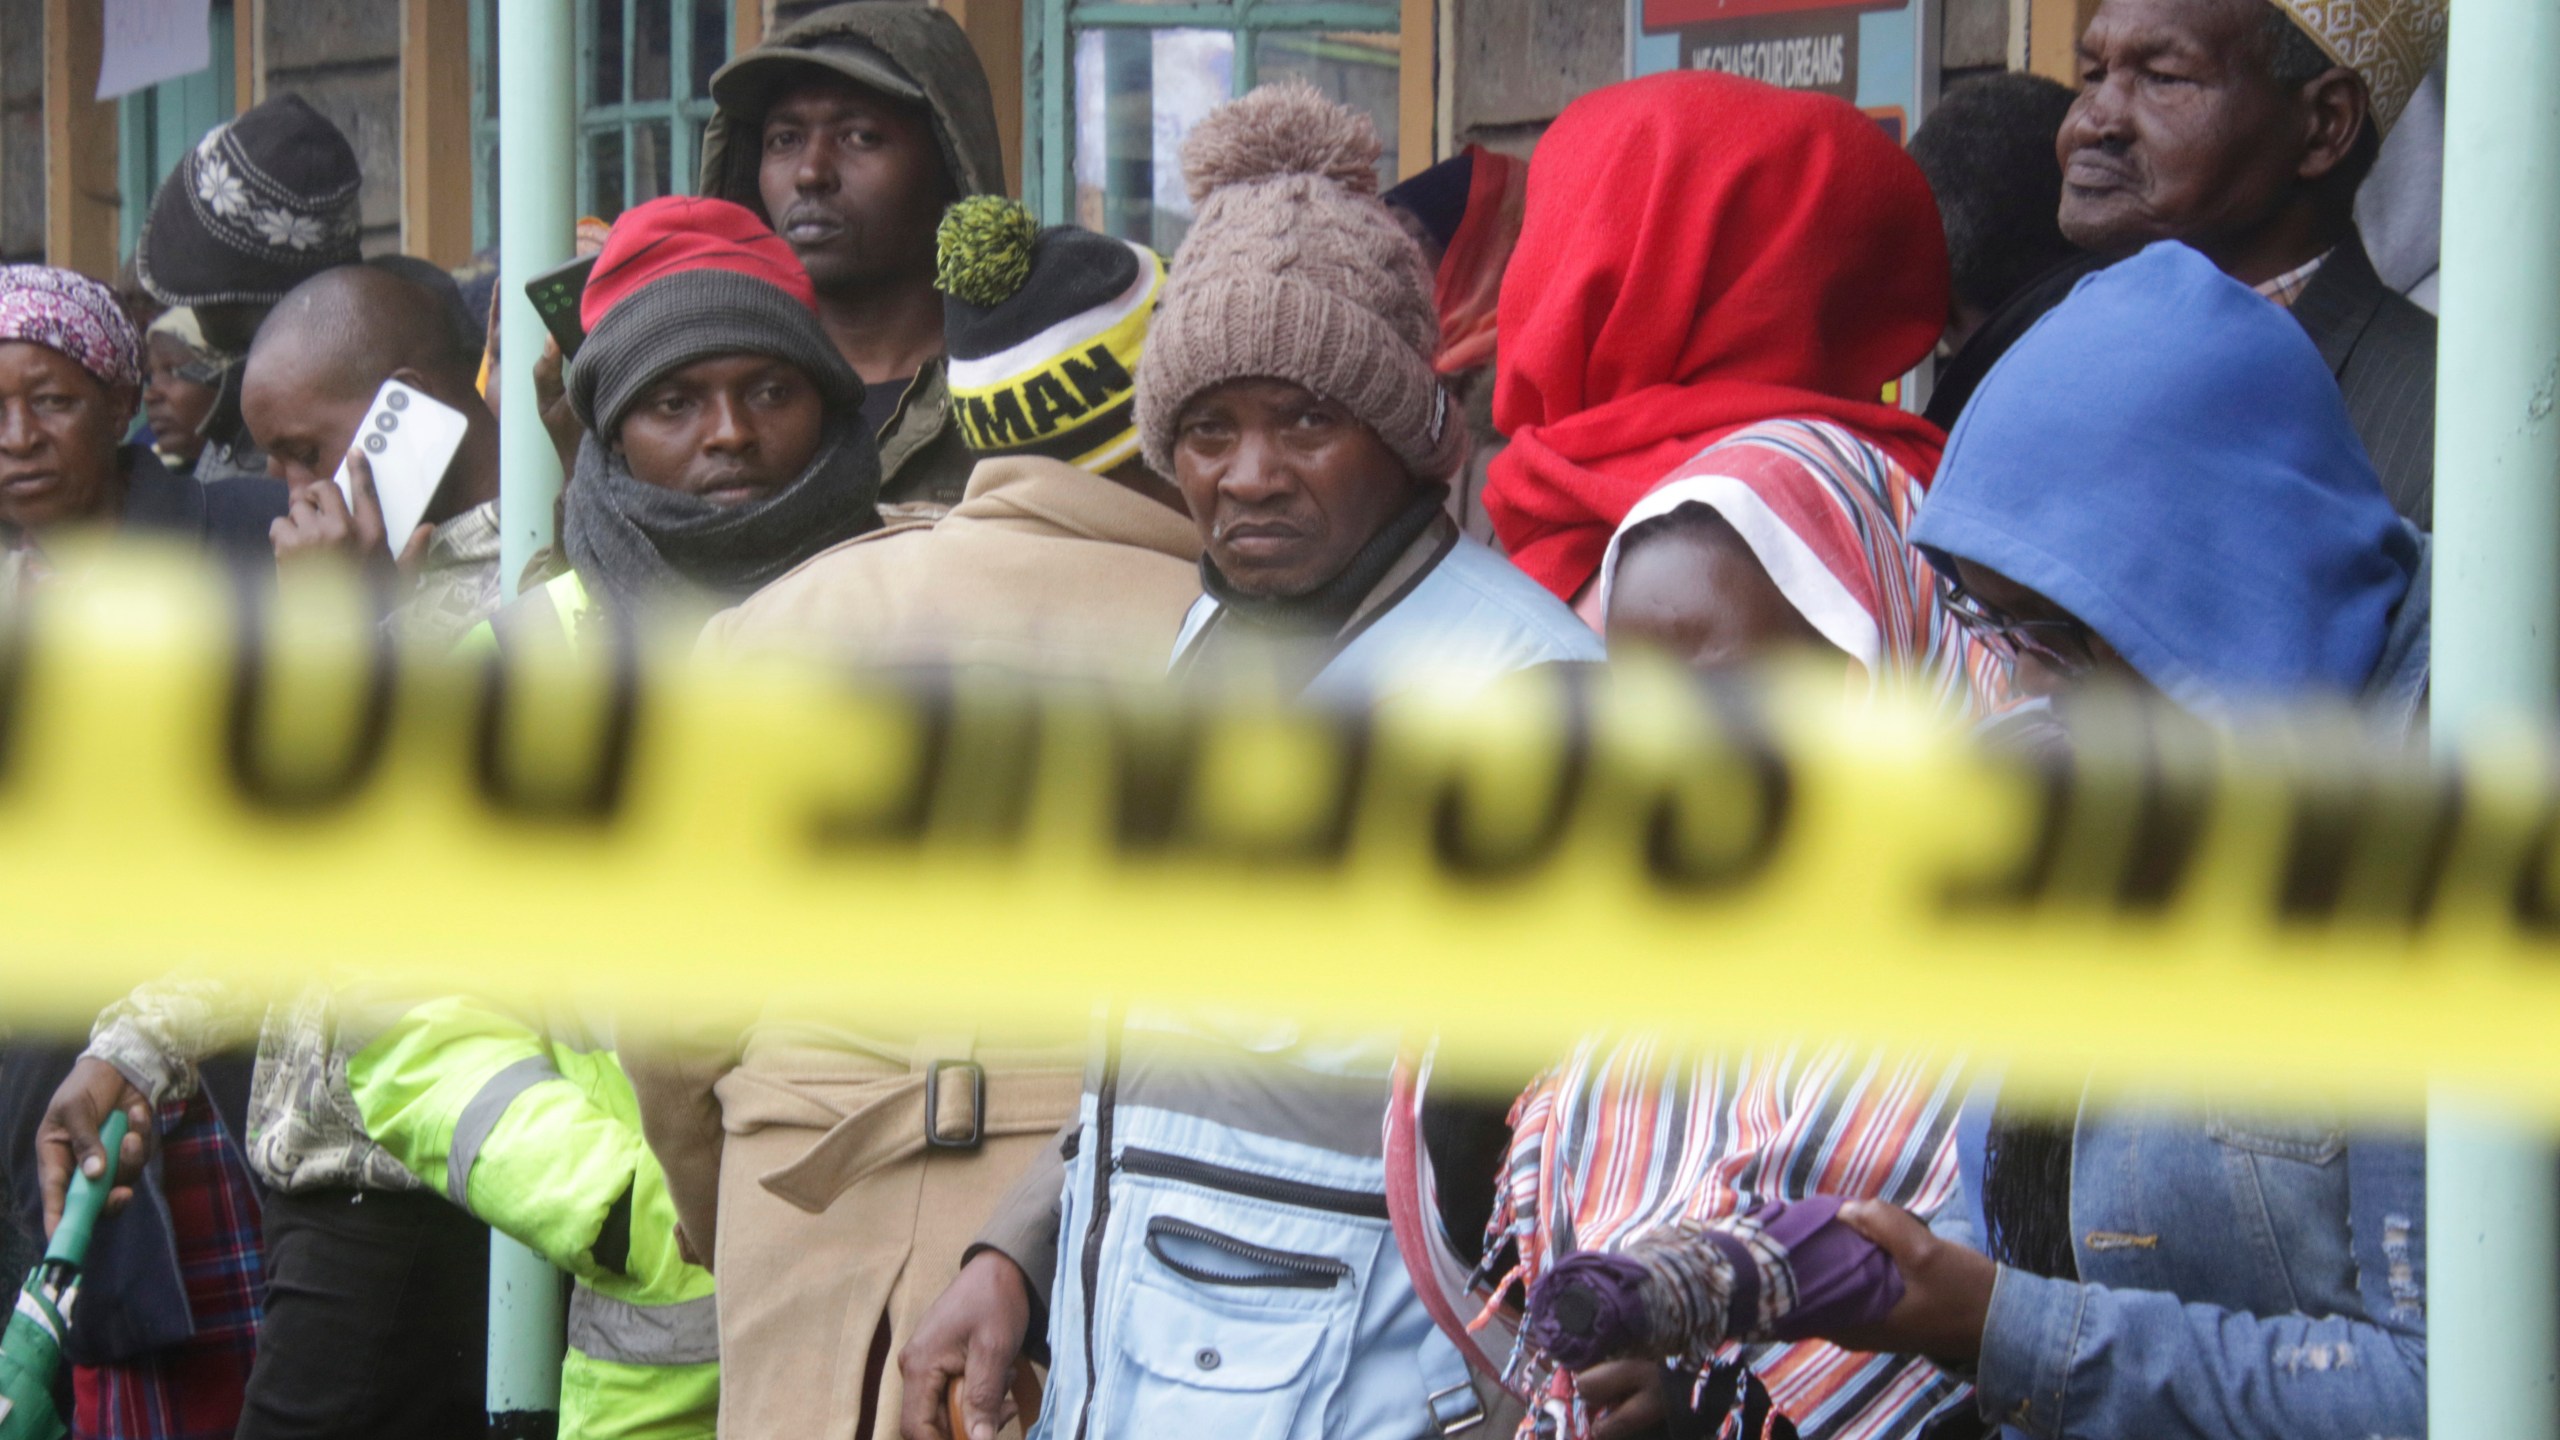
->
[88, 979, 424, 1196]
[71, 1093, 263, 1440]
[2254, 250, 2332, 309]
[390, 500, 506, 651]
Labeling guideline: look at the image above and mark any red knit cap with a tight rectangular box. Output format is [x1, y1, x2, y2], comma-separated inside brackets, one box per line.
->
[579, 195, 815, 333]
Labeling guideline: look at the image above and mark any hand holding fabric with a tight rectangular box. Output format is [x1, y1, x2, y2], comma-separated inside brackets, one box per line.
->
[1823, 1198, 1995, 1366]
[1524, 1196, 1907, 1369]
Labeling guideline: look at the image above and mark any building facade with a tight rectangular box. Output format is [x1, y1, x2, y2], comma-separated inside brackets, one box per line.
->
[0, 0, 2086, 280]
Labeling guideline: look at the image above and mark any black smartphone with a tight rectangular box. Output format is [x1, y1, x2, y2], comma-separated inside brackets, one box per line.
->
[524, 253, 598, 360]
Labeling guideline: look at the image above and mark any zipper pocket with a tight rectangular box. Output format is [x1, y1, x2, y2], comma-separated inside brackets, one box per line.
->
[1117, 1147, 1390, 1220]
[1144, 1216, 1352, 1290]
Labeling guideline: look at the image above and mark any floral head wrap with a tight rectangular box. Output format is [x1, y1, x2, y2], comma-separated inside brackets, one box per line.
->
[0, 265, 144, 395]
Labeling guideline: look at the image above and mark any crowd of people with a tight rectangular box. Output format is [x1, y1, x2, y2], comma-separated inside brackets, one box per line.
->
[0, 0, 2446, 1436]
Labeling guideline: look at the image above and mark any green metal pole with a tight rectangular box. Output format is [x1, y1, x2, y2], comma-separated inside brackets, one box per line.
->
[497, 0, 578, 600]
[490, 3, 576, 1437]
[2428, 0, 2560, 1432]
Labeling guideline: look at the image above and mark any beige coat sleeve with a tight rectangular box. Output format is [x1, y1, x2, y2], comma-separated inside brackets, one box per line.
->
[624, 1041, 738, 1269]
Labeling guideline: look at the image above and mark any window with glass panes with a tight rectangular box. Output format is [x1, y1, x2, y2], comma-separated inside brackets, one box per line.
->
[472, 0, 734, 248]
[1026, 0, 1404, 253]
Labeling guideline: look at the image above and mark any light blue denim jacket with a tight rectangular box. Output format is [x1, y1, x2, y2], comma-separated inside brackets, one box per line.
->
[1961, 1095, 2426, 1440]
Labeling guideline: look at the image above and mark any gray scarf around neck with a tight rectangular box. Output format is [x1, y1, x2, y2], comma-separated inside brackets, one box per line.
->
[564, 418, 881, 617]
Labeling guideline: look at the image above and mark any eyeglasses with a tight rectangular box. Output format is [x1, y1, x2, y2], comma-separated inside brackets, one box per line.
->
[1939, 575, 2100, 679]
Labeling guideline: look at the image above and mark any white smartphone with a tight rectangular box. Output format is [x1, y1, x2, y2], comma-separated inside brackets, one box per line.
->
[331, 379, 467, 554]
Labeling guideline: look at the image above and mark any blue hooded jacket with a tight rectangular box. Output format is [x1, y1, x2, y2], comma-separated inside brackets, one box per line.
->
[1911, 241, 2421, 717]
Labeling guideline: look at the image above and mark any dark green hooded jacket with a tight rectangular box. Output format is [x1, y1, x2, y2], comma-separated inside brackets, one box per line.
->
[701, 3, 1006, 512]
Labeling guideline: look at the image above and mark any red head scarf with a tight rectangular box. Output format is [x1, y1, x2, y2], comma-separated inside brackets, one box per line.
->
[1485, 71, 1950, 601]
[1431, 146, 1527, 375]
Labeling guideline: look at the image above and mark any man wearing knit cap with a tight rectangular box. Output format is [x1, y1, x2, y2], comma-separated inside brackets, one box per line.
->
[134, 94, 363, 486]
[624, 197, 1189, 1440]
[1135, 82, 1599, 698]
[467, 194, 883, 643]
[346, 198, 891, 1440]
[898, 82, 1585, 1440]
[1944, 0, 2444, 523]
[701, 2, 1006, 517]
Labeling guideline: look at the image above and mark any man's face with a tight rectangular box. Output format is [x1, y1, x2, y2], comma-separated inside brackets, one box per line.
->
[1173, 378, 1417, 600]
[240, 343, 375, 500]
[2055, 0, 2308, 257]
[756, 77, 950, 295]
[614, 354, 826, 506]
[0, 342, 131, 531]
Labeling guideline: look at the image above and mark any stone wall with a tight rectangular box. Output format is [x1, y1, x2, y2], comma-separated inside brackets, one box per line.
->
[1, 0, 44, 262]
[264, 0, 404, 256]
[1941, 0, 2014, 89]
[1445, 0, 1621, 153]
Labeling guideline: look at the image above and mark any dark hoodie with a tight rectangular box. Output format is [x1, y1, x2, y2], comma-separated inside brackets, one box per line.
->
[701, 3, 1006, 513]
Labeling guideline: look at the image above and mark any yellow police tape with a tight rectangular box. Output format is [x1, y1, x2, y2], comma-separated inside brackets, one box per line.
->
[1, 545, 2554, 1116]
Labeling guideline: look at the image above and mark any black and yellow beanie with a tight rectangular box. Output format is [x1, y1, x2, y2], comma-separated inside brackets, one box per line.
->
[936, 197, 1165, 473]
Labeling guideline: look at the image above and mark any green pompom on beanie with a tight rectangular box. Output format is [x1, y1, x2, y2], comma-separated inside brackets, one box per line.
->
[936, 196, 1042, 309]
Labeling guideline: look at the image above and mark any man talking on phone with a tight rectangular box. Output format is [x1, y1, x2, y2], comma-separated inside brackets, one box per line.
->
[241, 264, 507, 648]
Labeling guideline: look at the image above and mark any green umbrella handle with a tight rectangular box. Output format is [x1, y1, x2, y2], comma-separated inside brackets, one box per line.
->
[43, 1109, 129, 1269]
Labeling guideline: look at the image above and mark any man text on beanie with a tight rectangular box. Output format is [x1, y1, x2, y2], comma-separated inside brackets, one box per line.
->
[1135, 80, 1460, 486]
[936, 197, 1164, 473]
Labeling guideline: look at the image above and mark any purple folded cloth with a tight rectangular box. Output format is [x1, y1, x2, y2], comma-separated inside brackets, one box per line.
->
[1757, 1195, 1904, 1341]
[1523, 1196, 1905, 1369]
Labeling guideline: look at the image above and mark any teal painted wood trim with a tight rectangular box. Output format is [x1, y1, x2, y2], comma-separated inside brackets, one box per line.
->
[1037, 0, 1071, 221]
[116, 6, 235, 261]
[472, 0, 496, 249]
[118, 97, 152, 260]
[1234, 4, 1399, 26]
[1066, 3, 1235, 23]
[1026, 0, 1393, 225]
[1066, 3, 1394, 26]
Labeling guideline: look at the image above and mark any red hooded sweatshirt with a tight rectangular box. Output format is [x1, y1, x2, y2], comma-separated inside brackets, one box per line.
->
[1484, 71, 1951, 602]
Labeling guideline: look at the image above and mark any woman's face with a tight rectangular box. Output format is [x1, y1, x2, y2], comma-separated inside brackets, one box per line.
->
[142, 333, 218, 467]
[1605, 509, 1840, 674]
[0, 341, 133, 532]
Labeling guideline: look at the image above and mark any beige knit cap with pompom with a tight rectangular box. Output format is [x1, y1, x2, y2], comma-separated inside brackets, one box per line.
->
[1136, 81, 1462, 484]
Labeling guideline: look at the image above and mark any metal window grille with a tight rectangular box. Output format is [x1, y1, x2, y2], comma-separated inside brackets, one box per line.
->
[473, 0, 732, 249]
[1026, 0, 1400, 250]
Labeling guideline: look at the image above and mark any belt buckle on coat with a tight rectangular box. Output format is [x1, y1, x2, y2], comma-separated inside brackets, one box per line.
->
[924, 1059, 986, 1149]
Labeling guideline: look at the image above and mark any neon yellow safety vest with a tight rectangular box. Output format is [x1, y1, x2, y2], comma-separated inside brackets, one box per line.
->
[388, 570, 715, 1440]
[460, 569, 604, 654]
[347, 995, 717, 1440]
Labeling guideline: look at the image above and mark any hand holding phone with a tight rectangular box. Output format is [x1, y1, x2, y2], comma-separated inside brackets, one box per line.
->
[328, 379, 469, 553]
[526, 253, 598, 361]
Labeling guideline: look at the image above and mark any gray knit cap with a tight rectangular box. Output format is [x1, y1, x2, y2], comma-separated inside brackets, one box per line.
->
[569, 269, 862, 438]
[1137, 82, 1462, 483]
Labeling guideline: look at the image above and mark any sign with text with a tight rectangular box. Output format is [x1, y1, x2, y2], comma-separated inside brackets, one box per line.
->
[96, 0, 214, 101]
[1673, 10, 1863, 101]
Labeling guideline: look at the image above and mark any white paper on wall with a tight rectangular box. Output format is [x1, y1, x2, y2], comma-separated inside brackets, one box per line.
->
[96, 0, 215, 102]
